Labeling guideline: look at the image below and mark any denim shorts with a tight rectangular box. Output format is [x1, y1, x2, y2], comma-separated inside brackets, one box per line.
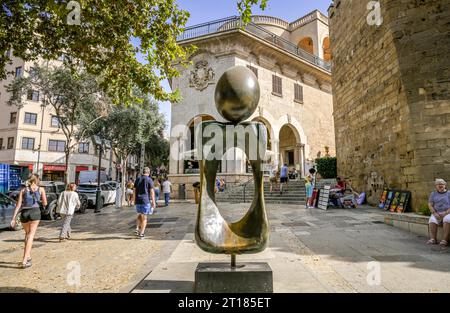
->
[136, 203, 153, 215]
[20, 207, 41, 223]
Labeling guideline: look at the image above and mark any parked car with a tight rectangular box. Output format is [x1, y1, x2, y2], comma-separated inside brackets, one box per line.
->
[77, 183, 116, 208]
[106, 181, 120, 190]
[39, 181, 66, 220]
[78, 170, 108, 184]
[0, 193, 21, 230]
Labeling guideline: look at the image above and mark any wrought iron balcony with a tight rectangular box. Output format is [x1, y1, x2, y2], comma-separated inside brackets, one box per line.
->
[177, 16, 332, 72]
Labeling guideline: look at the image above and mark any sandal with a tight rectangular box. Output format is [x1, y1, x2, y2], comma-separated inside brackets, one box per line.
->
[427, 239, 437, 245]
[20, 259, 32, 269]
[439, 240, 448, 247]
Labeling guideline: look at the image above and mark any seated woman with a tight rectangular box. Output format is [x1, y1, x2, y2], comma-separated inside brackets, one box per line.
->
[427, 179, 450, 246]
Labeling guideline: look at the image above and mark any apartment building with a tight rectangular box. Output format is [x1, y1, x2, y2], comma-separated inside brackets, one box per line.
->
[0, 52, 116, 183]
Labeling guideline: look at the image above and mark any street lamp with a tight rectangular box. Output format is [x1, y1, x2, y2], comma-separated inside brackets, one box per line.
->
[92, 135, 111, 213]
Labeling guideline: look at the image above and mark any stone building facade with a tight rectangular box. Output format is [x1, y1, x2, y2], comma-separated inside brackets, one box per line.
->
[169, 11, 335, 199]
[328, 0, 450, 209]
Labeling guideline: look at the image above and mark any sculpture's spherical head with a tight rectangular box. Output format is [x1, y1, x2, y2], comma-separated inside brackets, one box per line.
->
[214, 66, 260, 123]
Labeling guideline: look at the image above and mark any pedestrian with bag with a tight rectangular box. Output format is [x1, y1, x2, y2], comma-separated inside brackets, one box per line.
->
[57, 183, 81, 242]
[10, 174, 47, 268]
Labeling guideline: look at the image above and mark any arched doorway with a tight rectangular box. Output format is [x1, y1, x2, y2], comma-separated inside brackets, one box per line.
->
[323, 37, 331, 62]
[252, 116, 273, 151]
[298, 37, 314, 55]
[185, 115, 215, 174]
[279, 124, 301, 169]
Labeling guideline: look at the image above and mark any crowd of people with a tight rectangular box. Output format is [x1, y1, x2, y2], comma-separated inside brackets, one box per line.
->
[7, 167, 449, 269]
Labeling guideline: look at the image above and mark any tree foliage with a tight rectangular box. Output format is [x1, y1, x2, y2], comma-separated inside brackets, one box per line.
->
[0, 0, 192, 105]
[81, 90, 165, 162]
[7, 63, 106, 183]
[1, 1, 268, 105]
[238, 0, 268, 23]
[315, 157, 337, 179]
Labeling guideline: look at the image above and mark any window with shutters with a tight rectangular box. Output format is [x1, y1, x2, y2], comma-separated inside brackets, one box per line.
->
[272, 75, 282, 96]
[294, 83, 304, 103]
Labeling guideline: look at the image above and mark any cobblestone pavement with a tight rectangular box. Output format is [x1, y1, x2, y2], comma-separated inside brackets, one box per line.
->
[1, 202, 449, 293]
[0, 203, 186, 293]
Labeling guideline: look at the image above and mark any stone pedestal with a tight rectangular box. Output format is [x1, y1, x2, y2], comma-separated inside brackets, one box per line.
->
[194, 262, 273, 293]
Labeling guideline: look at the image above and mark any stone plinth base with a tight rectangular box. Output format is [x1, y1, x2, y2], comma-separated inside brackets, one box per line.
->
[194, 262, 273, 293]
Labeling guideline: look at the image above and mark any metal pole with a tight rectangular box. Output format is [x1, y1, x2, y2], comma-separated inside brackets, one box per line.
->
[95, 144, 102, 213]
[36, 103, 45, 177]
[231, 254, 236, 268]
[108, 148, 113, 179]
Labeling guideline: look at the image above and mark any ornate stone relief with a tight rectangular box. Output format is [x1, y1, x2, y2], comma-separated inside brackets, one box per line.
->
[189, 60, 215, 91]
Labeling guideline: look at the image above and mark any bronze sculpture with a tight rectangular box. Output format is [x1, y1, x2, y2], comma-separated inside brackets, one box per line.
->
[195, 66, 269, 267]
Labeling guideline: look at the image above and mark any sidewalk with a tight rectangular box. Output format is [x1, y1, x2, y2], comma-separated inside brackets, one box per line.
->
[132, 203, 450, 293]
[0, 202, 448, 293]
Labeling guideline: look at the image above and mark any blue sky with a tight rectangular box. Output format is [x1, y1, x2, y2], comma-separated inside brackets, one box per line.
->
[155, 0, 333, 132]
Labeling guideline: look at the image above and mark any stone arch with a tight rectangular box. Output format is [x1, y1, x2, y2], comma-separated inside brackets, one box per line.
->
[252, 116, 274, 151]
[298, 37, 314, 55]
[186, 114, 215, 152]
[322, 36, 331, 62]
[279, 124, 301, 167]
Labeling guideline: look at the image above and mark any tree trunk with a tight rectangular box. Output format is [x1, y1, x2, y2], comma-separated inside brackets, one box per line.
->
[121, 156, 128, 205]
[64, 150, 70, 185]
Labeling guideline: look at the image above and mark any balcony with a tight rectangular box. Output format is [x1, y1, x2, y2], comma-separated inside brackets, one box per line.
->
[177, 16, 331, 72]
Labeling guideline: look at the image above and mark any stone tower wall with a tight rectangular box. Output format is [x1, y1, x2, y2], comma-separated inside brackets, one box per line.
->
[328, 0, 450, 210]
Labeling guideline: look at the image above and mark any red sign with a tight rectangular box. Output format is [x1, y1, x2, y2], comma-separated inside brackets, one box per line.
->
[43, 164, 66, 171]
[19, 164, 34, 171]
[75, 166, 89, 172]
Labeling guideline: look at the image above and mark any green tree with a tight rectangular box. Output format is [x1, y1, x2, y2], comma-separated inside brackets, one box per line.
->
[7, 63, 107, 183]
[1, 1, 267, 105]
[136, 133, 170, 170]
[315, 157, 337, 179]
[81, 91, 165, 202]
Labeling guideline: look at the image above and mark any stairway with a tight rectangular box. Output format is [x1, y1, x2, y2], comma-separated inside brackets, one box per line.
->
[215, 179, 306, 205]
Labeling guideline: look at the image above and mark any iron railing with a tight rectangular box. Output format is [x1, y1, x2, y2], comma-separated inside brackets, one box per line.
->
[177, 16, 332, 72]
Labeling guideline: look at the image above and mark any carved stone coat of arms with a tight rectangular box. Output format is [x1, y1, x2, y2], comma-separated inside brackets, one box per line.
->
[189, 60, 215, 91]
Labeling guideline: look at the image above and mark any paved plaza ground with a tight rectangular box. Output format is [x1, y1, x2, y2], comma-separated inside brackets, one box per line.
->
[0, 201, 449, 293]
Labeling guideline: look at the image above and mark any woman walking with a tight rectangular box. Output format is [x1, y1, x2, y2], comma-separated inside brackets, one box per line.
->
[10, 174, 47, 268]
[126, 178, 135, 206]
[153, 178, 161, 207]
[58, 183, 81, 242]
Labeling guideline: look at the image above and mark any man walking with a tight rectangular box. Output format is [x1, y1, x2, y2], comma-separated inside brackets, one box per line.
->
[280, 163, 289, 195]
[162, 177, 172, 206]
[134, 167, 156, 239]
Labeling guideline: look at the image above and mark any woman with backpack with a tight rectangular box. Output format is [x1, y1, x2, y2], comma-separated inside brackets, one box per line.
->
[10, 174, 47, 268]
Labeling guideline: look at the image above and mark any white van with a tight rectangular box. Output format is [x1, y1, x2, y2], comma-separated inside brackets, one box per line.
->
[78, 170, 108, 184]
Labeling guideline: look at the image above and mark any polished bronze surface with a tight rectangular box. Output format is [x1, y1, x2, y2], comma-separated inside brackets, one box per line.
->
[195, 66, 269, 256]
[196, 121, 269, 254]
[214, 66, 260, 124]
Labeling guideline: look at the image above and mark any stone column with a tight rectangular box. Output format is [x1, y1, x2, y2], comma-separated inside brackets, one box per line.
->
[272, 139, 280, 168]
[297, 144, 305, 178]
